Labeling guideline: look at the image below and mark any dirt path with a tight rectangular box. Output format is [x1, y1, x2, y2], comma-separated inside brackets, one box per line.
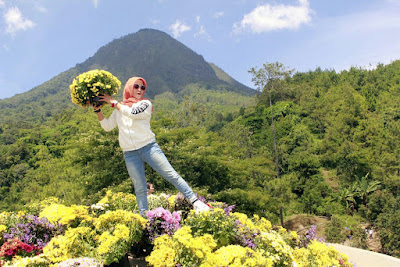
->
[328, 243, 400, 267]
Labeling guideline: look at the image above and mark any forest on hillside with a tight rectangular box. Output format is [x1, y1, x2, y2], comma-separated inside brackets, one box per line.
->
[1, 61, 400, 257]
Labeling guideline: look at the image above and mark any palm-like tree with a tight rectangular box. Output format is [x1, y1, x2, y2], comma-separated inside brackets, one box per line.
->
[356, 173, 381, 208]
[339, 183, 358, 214]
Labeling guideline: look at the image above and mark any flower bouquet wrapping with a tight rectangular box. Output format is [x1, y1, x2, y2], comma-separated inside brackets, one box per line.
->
[69, 70, 121, 108]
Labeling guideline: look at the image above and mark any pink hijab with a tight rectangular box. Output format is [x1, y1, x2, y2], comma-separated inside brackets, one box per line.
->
[122, 77, 149, 107]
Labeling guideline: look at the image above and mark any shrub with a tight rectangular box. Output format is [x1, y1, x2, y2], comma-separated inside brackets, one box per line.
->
[42, 209, 147, 265]
[2, 254, 50, 267]
[146, 226, 217, 267]
[201, 245, 274, 267]
[43, 226, 96, 263]
[184, 208, 237, 247]
[255, 231, 294, 266]
[39, 204, 91, 228]
[96, 190, 137, 212]
[22, 197, 61, 216]
[0, 237, 42, 261]
[0, 192, 355, 267]
[147, 194, 170, 211]
[325, 215, 366, 247]
[3, 215, 64, 248]
[94, 210, 147, 244]
[96, 224, 131, 265]
[293, 241, 352, 267]
[377, 209, 400, 257]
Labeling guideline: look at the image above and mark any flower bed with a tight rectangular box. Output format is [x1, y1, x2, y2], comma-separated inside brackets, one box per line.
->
[0, 191, 353, 267]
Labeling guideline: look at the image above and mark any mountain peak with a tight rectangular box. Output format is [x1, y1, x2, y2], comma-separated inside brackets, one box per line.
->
[77, 28, 254, 97]
[0, 28, 255, 122]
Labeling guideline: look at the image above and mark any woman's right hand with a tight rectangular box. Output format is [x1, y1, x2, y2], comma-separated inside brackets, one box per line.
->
[92, 103, 101, 112]
[98, 94, 112, 104]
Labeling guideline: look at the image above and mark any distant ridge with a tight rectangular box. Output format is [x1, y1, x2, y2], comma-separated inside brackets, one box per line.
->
[209, 63, 252, 93]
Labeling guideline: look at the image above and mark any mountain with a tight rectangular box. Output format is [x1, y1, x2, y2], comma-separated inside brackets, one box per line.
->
[0, 28, 255, 124]
[209, 63, 252, 93]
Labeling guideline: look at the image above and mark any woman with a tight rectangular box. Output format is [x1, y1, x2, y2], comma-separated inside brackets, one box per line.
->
[94, 76, 210, 216]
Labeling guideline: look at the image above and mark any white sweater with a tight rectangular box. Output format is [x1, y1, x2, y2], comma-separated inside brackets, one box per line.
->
[99, 100, 156, 151]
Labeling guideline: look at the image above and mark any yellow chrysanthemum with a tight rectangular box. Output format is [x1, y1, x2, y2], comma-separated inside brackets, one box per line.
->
[43, 226, 95, 264]
[167, 194, 177, 208]
[70, 69, 121, 108]
[39, 204, 90, 227]
[201, 245, 273, 267]
[146, 235, 176, 267]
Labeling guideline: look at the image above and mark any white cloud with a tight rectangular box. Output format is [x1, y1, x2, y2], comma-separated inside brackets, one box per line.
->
[196, 16, 200, 23]
[233, 0, 312, 34]
[35, 4, 47, 13]
[0, 0, 5, 8]
[194, 25, 211, 41]
[169, 20, 191, 38]
[92, 0, 99, 8]
[4, 7, 35, 35]
[213, 11, 224, 19]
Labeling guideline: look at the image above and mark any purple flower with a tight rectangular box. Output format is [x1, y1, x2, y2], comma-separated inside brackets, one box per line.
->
[234, 220, 258, 249]
[300, 224, 325, 248]
[146, 207, 181, 243]
[2, 215, 64, 248]
[223, 205, 236, 215]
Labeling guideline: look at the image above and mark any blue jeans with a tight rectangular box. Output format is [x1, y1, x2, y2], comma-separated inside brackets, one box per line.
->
[123, 142, 196, 215]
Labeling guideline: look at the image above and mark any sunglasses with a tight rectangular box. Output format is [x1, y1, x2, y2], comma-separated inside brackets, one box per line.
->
[134, 84, 146, 90]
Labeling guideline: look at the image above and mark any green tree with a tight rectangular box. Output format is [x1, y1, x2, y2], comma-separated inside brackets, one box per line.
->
[355, 173, 381, 207]
[376, 197, 400, 257]
[338, 183, 358, 215]
[249, 62, 294, 225]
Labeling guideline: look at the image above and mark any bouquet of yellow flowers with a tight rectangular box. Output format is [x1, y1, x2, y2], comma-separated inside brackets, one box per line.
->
[70, 70, 121, 107]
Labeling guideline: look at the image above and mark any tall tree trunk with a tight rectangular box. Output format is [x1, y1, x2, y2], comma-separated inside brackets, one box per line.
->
[269, 89, 283, 226]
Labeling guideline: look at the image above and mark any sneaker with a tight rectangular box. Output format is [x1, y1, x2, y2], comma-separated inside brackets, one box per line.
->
[193, 200, 211, 213]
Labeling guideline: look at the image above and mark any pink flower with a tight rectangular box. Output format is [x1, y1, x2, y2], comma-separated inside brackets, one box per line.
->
[155, 207, 164, 217]
[147, 210, 155, 218]
[163, 213, 173, 223]
[172, 211, 181, 222]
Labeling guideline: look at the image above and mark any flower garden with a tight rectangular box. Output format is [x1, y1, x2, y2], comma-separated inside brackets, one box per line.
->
[0, 191, 353, 267]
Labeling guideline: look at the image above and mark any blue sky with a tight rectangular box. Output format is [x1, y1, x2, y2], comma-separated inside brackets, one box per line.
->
[1, 0, 400, 99]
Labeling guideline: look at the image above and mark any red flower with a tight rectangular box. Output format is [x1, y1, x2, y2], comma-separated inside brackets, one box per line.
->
[4, 249, 14, 256]
[23, 244, 33, 253]
[0, 237, 42, 260]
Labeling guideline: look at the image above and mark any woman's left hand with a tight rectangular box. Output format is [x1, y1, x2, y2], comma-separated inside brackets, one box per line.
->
[98, 94, 112, 104]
